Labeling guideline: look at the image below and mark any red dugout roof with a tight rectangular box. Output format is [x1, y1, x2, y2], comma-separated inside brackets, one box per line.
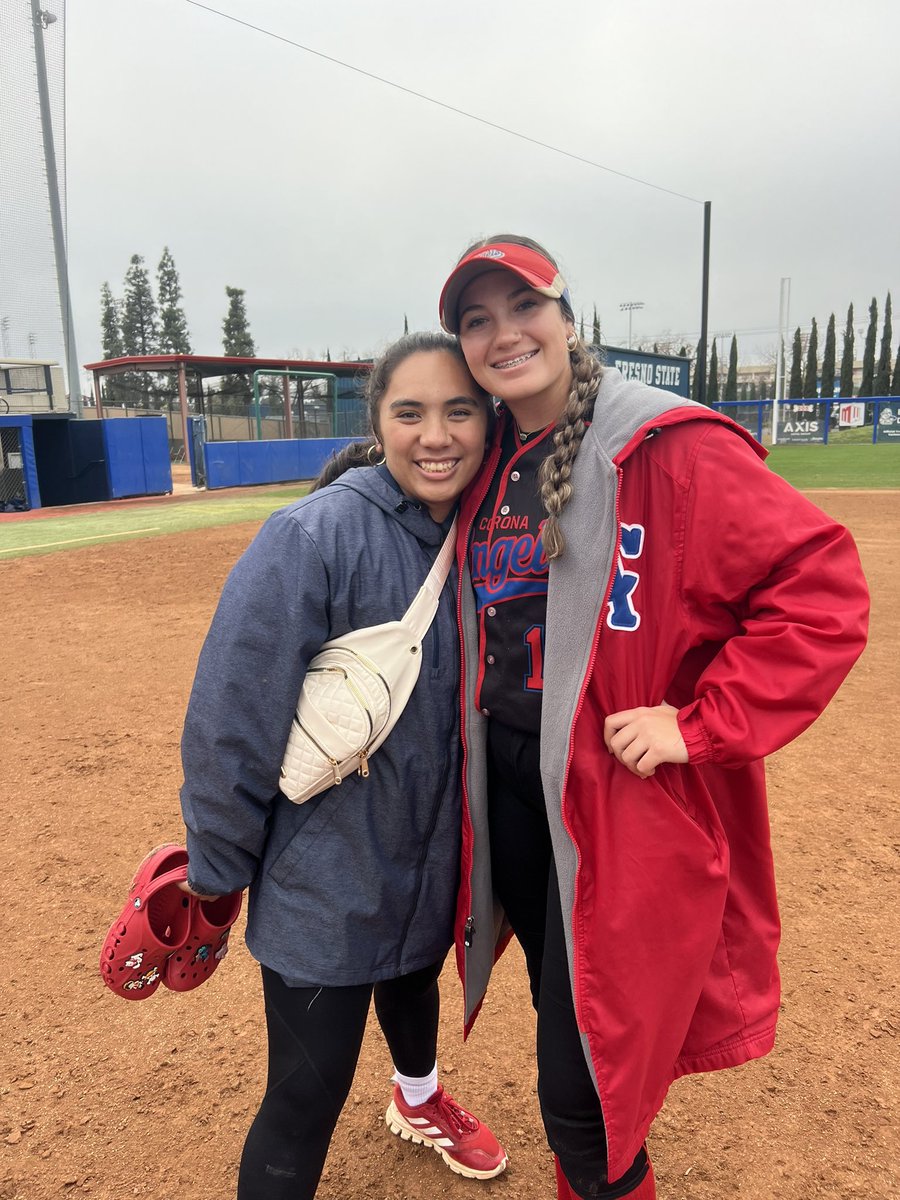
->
[83, 353, 372, 377]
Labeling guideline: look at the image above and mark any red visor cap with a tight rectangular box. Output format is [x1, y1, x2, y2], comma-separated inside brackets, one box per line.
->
[439, 243, 569, 334]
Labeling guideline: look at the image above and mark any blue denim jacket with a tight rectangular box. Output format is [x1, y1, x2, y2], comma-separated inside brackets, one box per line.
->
[180, 467, 461, 985]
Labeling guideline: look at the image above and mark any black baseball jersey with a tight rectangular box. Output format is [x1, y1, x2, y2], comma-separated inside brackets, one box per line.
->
[468, 417, 554, 734]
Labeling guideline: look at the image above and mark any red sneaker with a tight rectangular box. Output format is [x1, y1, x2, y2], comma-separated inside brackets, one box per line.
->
[385, 1084, 508, 1180]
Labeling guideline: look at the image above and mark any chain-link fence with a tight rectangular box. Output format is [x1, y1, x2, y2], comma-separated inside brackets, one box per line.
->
[93, 368, 370, 456]
[1, 426, 27, 510]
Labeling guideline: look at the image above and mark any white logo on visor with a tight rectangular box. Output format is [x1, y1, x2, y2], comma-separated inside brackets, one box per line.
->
[477, 249, 505, 259]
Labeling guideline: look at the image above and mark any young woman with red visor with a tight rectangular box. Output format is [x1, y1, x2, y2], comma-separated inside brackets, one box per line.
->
[437, 235, 869, 1199]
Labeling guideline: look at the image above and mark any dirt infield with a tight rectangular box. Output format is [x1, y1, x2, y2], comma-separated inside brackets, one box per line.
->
[1, 491, 897, 1200]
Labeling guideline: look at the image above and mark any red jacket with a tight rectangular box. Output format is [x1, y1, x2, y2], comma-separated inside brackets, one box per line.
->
[454, 373, 869, 1180]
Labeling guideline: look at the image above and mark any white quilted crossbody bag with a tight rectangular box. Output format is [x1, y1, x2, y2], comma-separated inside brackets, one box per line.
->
[279, 519, 457, 804]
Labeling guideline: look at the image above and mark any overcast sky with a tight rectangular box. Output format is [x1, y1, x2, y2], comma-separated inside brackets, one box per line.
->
[15, 1, 900, 385]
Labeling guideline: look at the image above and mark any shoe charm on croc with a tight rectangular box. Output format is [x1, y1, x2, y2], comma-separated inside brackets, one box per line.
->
[164, 890, 243, 993]
[100, 865, 193, 1000]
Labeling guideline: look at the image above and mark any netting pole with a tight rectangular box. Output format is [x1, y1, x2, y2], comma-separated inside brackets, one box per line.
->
[30, 1, 81, 414]
[177, 361, 190, 457]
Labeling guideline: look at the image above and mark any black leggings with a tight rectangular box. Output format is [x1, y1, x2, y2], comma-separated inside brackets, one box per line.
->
[488, 720, 649, 1199]
[237, 959, 443, 1199]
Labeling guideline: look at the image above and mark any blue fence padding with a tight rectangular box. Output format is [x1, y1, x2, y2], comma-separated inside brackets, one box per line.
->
[69, 421, 111, 503]
[102, 417, 172, 499]
[33, 417, 78, 507]
[140, 417, 173, 494]
[0, 413, 41, 509]
[204, 437, 356, 490]
[1, 414, 172, 509]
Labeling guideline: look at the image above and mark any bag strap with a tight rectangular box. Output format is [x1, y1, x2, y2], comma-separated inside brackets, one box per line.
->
[400, 516, 458, 640]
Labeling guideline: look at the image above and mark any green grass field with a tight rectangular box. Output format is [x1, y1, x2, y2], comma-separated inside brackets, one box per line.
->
[1, 444, 896, 561]
[766, 442, 899, 489]
[0, 483, 310, 560]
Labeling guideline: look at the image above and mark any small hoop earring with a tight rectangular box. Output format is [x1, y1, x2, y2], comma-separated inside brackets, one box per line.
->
[566, 333, 578, 352]
[367, 442, 386, 466]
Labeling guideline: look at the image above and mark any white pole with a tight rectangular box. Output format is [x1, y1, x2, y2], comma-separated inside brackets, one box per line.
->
[773, 277, 790, 445]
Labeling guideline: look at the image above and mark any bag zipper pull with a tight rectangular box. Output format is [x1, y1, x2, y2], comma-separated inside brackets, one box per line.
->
[329, 758, 341, 786]
[357, 749, 370, 778]
[464, 916, 475, 947]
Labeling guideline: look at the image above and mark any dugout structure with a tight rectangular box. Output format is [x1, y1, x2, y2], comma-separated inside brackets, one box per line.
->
[82, 354, 371, 457]
[0, 411, 170, 510]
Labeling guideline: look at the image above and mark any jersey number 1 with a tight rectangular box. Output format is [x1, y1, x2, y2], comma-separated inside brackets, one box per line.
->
[524, 624, 545, 691]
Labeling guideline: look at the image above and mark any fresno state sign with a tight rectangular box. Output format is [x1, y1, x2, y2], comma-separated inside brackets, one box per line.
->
[599, 345, 690, 397]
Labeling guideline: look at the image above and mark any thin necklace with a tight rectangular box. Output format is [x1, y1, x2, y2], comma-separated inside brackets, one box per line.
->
[516, 422, 542, 440]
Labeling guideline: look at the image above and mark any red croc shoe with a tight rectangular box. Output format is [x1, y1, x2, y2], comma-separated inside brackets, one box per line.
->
[163, 889, 242, 993]
[129, 843, 189, 895]
[100, 864, 193, 1000]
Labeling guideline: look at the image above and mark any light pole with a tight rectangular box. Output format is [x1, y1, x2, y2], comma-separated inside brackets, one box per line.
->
[619, 301, 645, 350]
[30, 1, 81, 414]
[773, 277, 791, 445]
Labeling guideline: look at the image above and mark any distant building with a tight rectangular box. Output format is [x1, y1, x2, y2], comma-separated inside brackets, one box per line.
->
[734, 360, 864, 398]
[1, 359, 67, 413]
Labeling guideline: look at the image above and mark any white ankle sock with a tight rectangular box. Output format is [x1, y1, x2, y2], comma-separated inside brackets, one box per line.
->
[392, 1062, 438, 1107]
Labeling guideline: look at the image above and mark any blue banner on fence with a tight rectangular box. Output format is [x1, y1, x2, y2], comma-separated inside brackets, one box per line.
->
[875, 401, 900, 442]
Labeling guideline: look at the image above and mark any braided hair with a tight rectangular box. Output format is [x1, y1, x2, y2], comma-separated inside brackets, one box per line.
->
[536, 338, 602, 559]
[453, 234, 603, 558]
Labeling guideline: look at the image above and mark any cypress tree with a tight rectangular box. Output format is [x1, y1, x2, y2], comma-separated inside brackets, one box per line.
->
[99, 282, 123, 360]
[99, 281, 125, 407]
[222, 286, 256, 357]
[788, 327, 803, 398]
[820, 313, 836, 402]
[691, 339, 703, 402]
[892, 345, 900, 396]
[120, 254, 159, 409]
[403, 314, 409, 335]
[875, 292, 892, 395]
[121, 254, 159, 356]
[708, 340, 719, 405]
[724, 335, 738, 403]
[156, 247, 192, 354]
[592, 305, 602, 348]
[221, 286, 256, 411]
[839, 303, 855, 397]
[859, 297, 877, 396]
[749, 379, 758, 402]
[802, 318, 819, 398]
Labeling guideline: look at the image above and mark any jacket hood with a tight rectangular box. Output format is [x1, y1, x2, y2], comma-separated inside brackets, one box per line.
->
[590, 367, 765, 465]
[302, 464, 450, 547]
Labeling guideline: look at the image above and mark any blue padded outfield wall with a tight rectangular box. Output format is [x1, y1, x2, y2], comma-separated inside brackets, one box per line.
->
[203, 437, 355, 490]
[102, 416, 171, 499]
